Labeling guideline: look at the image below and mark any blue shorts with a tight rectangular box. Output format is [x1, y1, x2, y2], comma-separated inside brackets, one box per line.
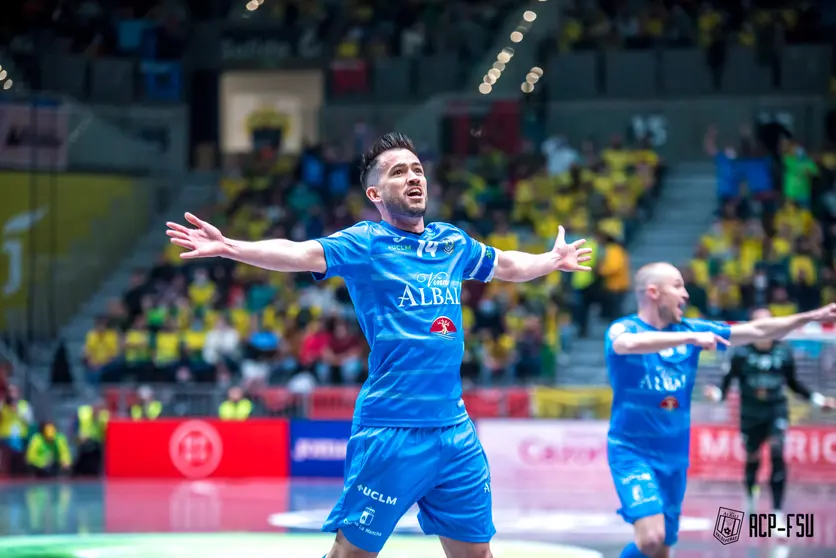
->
[322, 419, 495, 552]
[609, 446, 687, 546]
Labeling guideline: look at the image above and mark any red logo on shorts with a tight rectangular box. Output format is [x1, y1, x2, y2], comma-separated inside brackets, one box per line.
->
[430, 316, 457, 339]
[660, 396, 679, 411]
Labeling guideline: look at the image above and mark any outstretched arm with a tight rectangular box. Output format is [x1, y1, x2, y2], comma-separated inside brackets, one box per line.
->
[166, 213, 326, 274]
[223, 238, 326, 274]
[493, 226, 591, 282]
[728, 305, 836, 345]
[783, 354, 833, 408]
[610, 330, 728, 355]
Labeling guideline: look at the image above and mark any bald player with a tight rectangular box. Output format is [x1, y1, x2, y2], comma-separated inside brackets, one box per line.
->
[605, 262, 836, 558]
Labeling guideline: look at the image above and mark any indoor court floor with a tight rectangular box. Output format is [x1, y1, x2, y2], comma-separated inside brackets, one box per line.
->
[0, 478, 833, 557]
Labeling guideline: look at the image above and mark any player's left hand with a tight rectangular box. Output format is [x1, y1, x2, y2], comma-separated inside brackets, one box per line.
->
[553, 226, 592, 272]
[808, 303, 836, 322]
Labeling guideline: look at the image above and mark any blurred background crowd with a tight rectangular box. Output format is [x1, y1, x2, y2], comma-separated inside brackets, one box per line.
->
[0, 0, 834, 480]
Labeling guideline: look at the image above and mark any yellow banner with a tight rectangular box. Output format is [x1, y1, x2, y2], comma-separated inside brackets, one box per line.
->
[0, 172, 136, 329]
[532, 386, 614, 419]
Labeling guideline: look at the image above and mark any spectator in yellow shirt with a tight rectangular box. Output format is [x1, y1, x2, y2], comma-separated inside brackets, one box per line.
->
[596, 232, 631, 320]
[83, 317, 120, 385]
[769, 286, 798, 317]
[153, 322, 182, 382]
[601, 135, 633, 173]
[120, 316, 151, 384]
[188, 268, 217, 310]
[183, 318, 212, 380]
[486, 218, 519, 252]
[479, 330, 516, 386]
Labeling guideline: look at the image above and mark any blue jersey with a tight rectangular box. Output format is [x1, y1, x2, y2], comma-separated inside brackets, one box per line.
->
[605, 316, 731, 470]
[313, 221, 497, 428]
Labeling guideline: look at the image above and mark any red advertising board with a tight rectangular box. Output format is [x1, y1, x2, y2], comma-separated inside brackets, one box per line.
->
[689, 424, 836, 482]
[105, 419, 289, 479]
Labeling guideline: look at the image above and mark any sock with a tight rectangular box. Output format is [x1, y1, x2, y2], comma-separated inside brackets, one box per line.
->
[620, 542, 650, 558]
[771, 478, 785, 511]
[745, 459, 760, 497]
[770, 450, 786, 511]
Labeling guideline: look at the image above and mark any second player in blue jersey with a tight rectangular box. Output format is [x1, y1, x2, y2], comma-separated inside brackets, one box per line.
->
[606, 262, 836, 558]
[166, 132, 593, 558]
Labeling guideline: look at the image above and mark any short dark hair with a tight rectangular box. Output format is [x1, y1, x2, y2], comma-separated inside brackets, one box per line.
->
[360, 132, 417, 188]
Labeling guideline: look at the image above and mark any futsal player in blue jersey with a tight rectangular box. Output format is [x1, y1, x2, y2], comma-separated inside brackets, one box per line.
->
[606, 262, 836, 558]
[166, 132, 592, 558]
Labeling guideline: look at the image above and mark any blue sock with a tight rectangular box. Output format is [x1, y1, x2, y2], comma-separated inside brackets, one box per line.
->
[619, 542, 649, 558]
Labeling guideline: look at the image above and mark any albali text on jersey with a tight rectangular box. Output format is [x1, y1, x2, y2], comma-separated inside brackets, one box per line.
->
[720, 342, 811, 424]
[605, 316, 731, 470]
[313, 221, 497, 428]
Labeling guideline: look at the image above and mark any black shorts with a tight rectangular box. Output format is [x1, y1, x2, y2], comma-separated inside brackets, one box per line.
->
[741, 415, 788, 455]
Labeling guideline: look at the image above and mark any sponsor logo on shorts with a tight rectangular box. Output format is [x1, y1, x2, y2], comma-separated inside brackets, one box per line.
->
[357, 484, 398, 505]
[714, 507, 744, 545]
[660, 396, 679, 411]
[429, 316, 457, 339]
[343, 507, 384, 537]
[359, 507, 375, 526]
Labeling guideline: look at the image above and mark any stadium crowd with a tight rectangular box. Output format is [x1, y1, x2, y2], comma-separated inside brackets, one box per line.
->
[549, 0, 824, 53]
[80, 131, 653, 396]
[688, 122, 836, 322]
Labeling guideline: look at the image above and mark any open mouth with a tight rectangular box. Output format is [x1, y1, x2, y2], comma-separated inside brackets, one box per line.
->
[406, 187, 423, 200]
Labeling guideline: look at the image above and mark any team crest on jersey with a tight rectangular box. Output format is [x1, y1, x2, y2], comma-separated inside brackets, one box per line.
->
[430, 316, 457, 339]
[659, 396, 679, 411]
[442, 238, 455, 255]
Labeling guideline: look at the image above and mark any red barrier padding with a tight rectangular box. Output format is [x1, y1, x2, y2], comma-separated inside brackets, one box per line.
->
[462, 388, 531, 418]
[105, 419, 289, 480]
[689, 423, 836, 483]
[309, 387, 360, 419]
[257, 387, 297, 414]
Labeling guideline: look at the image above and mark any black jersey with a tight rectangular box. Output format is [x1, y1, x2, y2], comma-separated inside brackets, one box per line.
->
[720, 342, 812, 424]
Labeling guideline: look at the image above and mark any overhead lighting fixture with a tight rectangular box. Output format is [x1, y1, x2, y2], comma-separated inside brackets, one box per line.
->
[3, 80, 11, 90]
[0, 70, 7, 81]
[492, 62, 506, 71]
[521, 82, 534, 93]
[531, 66, 544, 77]
[523, 11, 537, 22]
[488, 68, 501, 79]
[510, 31, 523, 42]
[479, 83, 492, 94]
[484, 74, 497, 85]
[502, 47, 515, 57]
[245, 1, 258, 10]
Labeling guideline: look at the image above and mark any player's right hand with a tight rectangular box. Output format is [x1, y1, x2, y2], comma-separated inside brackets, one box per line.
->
[691, 332, 730, 351]
[166, 212, 228, 259]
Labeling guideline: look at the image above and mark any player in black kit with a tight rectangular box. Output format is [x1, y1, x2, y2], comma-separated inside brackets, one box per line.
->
[705, 309, 835, 521]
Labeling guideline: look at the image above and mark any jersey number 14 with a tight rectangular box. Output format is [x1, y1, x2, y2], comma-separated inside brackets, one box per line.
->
[417, 240, 439, 258]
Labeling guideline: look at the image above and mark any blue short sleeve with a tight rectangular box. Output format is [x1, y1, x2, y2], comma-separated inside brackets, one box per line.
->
[461, 231, 497, 283]
[685, 318, 732, 345]
[605, 318, 639, 356]
[311, 222, 371, 281]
